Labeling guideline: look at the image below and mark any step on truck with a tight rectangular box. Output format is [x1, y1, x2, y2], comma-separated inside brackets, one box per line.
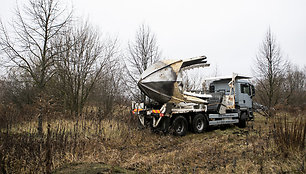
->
[131, 56, 255, 136]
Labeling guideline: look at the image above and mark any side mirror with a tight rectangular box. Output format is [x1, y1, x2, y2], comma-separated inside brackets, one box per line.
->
[251, 85, 255, 97]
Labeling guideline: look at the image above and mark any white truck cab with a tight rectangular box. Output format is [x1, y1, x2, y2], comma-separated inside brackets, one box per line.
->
[209, 78, 255, 120]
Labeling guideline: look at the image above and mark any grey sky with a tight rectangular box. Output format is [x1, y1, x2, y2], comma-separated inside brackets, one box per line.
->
[1, 0, 305, 76]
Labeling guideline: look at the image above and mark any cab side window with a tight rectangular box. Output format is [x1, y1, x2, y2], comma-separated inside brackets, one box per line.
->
[209, 85, 215, 93]
[240, 84, 250, 95]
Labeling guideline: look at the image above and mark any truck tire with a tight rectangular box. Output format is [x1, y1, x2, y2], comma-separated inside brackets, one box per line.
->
[172, 116, 188, 136]
[161, 117, 170, 134]
[238, 112, 247, 128]
[192, 114, 207, 133]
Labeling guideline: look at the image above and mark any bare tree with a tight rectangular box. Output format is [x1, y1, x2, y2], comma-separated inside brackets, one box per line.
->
[282, 64, 306, 109]
[90, 60, 127, 118]
[182, 71, 206, 92]
[126, 24, 161, 101]
[0, 0, 72, 133]
[53, 22, 118, 117]
[0, 0, 72, 90]
[253, 28, 287, 117]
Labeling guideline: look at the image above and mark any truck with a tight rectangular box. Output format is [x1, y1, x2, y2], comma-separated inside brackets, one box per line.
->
[131, 56, 255, 136]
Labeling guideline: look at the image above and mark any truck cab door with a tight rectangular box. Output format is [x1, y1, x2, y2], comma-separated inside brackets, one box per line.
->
[238, 83, 253, 109]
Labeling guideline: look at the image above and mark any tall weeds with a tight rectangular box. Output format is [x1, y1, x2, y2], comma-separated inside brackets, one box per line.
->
[0, 104, 139, 173]
[273, 115, 305, 152]
[0, 105, 305, 173]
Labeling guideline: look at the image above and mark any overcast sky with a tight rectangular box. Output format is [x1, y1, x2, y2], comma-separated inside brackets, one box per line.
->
[1, 0, 305, 76]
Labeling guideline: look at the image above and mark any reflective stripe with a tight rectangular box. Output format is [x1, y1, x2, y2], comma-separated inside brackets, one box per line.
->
[132, 109, 143, 115]
[152, 110, 160, 113]
[133, 109, 143, 112]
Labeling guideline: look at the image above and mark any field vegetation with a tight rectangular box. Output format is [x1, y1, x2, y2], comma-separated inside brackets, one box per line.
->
[0, 105, 304, 173]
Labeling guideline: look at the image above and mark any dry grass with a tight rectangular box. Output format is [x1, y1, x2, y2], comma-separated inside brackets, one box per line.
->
[0, 109, 305, 173]
[273, 114, 305, 152]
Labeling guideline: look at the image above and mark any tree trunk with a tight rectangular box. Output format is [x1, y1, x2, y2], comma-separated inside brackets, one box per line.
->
[38, 110, 43, 135]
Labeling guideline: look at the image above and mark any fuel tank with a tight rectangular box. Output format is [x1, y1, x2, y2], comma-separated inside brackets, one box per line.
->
[138, 56, 210, 104]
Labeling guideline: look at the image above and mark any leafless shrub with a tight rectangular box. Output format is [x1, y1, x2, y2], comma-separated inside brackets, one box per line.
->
[52, 21, 119, 117]
[272, 115, 305, 152]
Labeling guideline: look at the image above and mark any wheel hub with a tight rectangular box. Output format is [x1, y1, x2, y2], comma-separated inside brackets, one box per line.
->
[196, 119, 204, 130]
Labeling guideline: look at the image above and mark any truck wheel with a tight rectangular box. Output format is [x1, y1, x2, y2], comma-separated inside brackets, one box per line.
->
[192, 114, 207, 133]
[238, 112, 247, 128]
[161, 117, 170, 134]
[172, 116, 188, 136]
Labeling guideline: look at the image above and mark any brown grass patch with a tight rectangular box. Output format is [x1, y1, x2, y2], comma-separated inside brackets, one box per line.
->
[0, 111, 305, 173]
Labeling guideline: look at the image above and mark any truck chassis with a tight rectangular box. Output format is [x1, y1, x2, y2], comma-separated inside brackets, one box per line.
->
[132, 102, 249, 136]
